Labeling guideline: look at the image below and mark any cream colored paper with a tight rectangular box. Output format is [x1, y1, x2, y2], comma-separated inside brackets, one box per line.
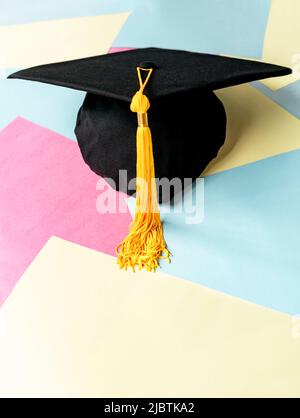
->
[203, 84, 300, 176]
[262, 0, 300, 89]
[0, 237, 299, 397]
[0, 14, 130, 68]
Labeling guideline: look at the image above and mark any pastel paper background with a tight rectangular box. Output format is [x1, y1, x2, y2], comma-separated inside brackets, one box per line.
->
[0, 0, 133, 25]
[1, 1, 300, 314]
[0, 118, 131, 306]
[111, 0, 271, 58]
[1, 0, 270, 61]
[1, 0, 300, 398]
[204, 85, 300, 175]
[261, 0, 300, 89]
[0, 237, 299, 397]
[254, 81, 300, 120]
[127, 133, 300, 315]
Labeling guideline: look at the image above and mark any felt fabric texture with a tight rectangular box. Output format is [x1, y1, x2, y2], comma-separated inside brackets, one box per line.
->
[8, 47, 291, 102]
[75, 90, 226, 201]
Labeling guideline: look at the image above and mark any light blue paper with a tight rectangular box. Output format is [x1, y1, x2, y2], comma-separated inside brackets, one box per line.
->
[253, 81, 300, 120]
[113, 0, 271, 58]
[127, 150, 300, 315]
[0, 0, 133, 25]
[2, 0, 270, 58]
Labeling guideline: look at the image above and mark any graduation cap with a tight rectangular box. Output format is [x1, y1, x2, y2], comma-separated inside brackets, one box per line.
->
[9, 47, 291, 272]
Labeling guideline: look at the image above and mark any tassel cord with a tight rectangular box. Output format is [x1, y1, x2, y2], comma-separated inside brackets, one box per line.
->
[116, 67, 171, 272]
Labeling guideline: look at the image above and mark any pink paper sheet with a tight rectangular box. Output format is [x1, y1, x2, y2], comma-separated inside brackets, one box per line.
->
[108, 47, 133, 54]
[0, 117, 131, 306]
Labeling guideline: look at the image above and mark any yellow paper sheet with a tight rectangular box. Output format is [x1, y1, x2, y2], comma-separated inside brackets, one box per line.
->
[0, 14, 130, 68]
[203, 84, 300, 176]
[261, 0, 300, 89]
[0, 237, 299, 397]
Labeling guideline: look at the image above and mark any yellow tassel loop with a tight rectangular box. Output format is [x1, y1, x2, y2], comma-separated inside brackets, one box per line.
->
[116, 67, 171, 272]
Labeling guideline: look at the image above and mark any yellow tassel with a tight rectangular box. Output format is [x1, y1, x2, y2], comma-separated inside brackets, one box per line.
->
[116, 67, 171, 272]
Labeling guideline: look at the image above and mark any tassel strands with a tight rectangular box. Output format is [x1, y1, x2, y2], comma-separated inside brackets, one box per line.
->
[116, 67, 171, 272]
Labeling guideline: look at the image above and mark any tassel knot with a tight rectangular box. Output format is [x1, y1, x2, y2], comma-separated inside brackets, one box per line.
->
[130, 91, 150, 114]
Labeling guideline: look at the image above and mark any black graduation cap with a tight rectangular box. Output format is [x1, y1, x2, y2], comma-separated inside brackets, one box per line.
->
[9, 48, 291, 200]
[8, 48, 291, 272]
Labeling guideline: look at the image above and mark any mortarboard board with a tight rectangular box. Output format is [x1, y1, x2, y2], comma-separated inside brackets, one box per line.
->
[8, 47, 291, 272]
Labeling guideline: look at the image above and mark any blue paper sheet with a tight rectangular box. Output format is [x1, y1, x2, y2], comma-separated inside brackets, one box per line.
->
[253, 81, 300, 120]
[113, 0, 271, 58]
[0, 0, 133, 25]
[128, 149, 300, 315]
